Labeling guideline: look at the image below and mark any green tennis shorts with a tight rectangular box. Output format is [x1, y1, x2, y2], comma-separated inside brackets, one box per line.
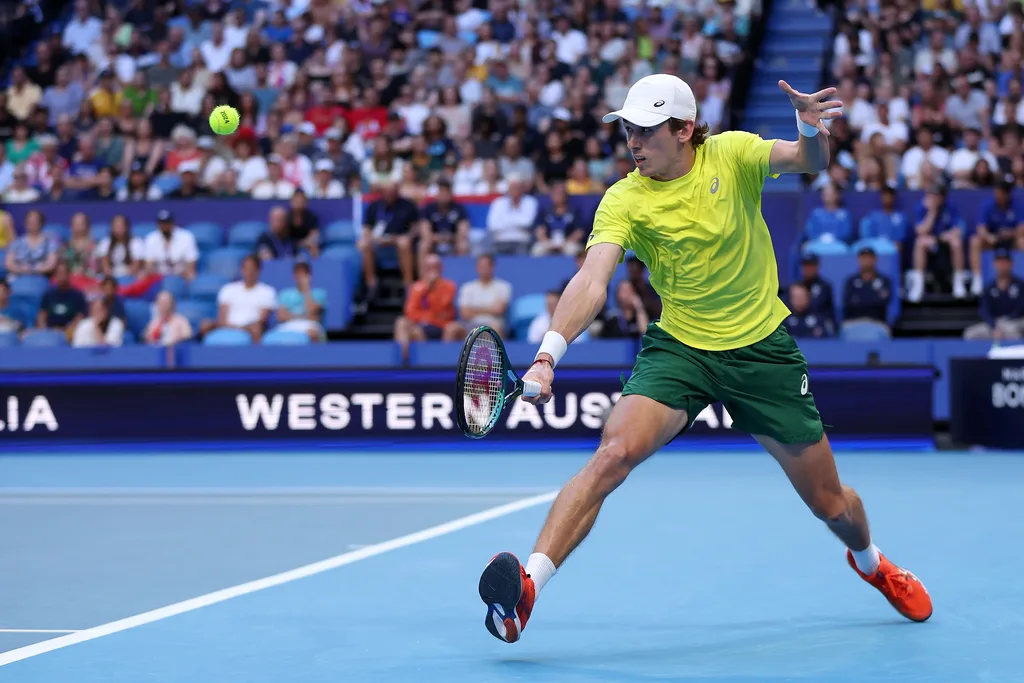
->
[621, 323, 824, 444]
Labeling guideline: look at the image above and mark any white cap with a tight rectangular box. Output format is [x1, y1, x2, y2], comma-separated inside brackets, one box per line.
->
[602, 74, 697, 127]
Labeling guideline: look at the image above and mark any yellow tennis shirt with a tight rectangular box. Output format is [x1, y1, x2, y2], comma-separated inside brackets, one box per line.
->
[588, 130, 791, 351]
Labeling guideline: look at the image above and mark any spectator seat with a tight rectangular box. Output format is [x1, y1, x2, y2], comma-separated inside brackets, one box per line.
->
[228, 221, 267, 250]
[204, 328, 253, 346]
[189, 274, 230, 303]
[839, 320, 892, 342]
[509, 294, 547, 340]
[262, 329, 312, 345]
[186, 222, 225, 252]
[21, 329, 68, 347]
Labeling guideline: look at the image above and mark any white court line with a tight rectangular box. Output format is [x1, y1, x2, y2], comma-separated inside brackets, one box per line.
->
[0, 487, 554, 497]
[0, 490, 557, 668]
[0, 496, 542, 506]
[0, 630, 79, 634]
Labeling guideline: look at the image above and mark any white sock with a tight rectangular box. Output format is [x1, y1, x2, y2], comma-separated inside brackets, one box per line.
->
[851, 543, 881, 575]
[525, 553, 556, 595]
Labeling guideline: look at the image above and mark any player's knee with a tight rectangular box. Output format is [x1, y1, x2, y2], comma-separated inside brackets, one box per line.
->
[808, 483, 848, 521]
[588, 439, 638, 495]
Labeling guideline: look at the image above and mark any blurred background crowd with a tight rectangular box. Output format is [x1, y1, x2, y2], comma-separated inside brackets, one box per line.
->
[0, 0, 1022, 353]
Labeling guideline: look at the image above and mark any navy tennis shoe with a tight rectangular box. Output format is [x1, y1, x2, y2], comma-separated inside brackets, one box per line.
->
[478, 552, 535, 643]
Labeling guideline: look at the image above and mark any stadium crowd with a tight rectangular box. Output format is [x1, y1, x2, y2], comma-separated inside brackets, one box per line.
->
[0, 0, 1023, 350]
[800, 0, 1024, 307]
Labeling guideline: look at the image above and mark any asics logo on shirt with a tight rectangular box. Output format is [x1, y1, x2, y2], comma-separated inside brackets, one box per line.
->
[710, 177, 719, 194]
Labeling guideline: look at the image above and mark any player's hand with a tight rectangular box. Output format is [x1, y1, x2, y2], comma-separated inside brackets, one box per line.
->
[522, 359, 554, 405]
[778, 80, 844, 137]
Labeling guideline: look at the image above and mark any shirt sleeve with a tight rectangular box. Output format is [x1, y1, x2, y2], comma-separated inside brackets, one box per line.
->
[588, 183, 632, 253]
[717, 130, 779, 181]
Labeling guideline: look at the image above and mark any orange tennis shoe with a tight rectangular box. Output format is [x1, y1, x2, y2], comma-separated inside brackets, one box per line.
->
[847, 550, 933, 622]
[479, 552, 536, 643]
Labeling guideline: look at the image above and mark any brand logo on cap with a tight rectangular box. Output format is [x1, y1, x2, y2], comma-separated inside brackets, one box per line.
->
[653, 100, 665, 107]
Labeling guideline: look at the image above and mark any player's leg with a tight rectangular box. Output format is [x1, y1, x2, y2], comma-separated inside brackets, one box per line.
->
[534, 394, 690, 567]
[719, 326, 932, 622]
[479, 395, 689, 644]
[754, 433, 869, 551]
[479, 325, 712, 644]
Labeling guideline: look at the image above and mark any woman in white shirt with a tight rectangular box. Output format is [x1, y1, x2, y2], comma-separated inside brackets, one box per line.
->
[96, 214, 145, 279]
[72, 297, 124, 348]
[452, 139, 484, 195]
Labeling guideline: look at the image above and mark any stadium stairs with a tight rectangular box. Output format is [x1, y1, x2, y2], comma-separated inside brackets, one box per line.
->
[343, 267, 406, 340]
[741, 0, 833, 193]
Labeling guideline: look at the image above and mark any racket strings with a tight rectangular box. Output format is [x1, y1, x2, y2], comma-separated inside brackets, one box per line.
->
[463, 335, 505, 434]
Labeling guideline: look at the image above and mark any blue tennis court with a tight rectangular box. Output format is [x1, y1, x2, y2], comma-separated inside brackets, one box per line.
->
[1, 449, 1022, 682]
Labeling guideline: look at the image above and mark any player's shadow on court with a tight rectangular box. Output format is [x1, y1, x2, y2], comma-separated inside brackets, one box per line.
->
[496, 616, 917, 681]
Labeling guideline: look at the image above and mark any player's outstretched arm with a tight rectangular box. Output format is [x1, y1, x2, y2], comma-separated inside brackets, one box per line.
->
[522, 242, 622, 404]
[768, 80, 844, 176]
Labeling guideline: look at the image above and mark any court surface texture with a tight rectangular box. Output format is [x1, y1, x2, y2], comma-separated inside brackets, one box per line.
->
[0, 449, 1021, 682]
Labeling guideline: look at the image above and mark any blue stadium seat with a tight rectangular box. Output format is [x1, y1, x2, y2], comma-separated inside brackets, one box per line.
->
[228, 221, 266, 250]
[160, 274, 189, 301]
[154, 174, 182, 195]
[262, 329, 312, 345]
[43, 223, 69, 244]
[508, 294, 547, 340]
[851, 237, 899, 256]
[203, 247, 248, 280]
[323, 220, 357, 246]
[7, 299, 37, 328]
[321, 244, 362, 290]
[122, 330, 136, 345]
[204, 328, 252, 346]
[21, 329, 67, 347]
[186, 222, 225, 252]
[123, 299, 152, 337]
[839, 320, 891, 342]
[802, 238, 851, 256]
[175, 300, 214, 333]
[0, 330, 18, 347]
[10, 275, 49, 304]
[189, 274, 230, 303]
[0, 248, 6, 278]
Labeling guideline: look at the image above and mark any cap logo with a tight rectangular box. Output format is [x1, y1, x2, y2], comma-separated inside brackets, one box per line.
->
[653, 100, 665, 107]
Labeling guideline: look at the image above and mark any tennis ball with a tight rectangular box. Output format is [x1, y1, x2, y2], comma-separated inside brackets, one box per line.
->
[209, 105, 239, 135]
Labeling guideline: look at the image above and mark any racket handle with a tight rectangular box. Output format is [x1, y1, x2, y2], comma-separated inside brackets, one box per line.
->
[522, 379, 542, 397]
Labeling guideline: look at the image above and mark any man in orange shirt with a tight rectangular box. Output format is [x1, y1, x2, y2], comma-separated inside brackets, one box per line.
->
[394, 254, 462, 360]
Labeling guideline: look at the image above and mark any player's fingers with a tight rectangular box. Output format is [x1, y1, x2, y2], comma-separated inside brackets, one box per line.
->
[817, 121, 831, 136]
[819, 100, 844, 110]
[778, 79, 797, 96]
[819, 110, 844, 119]
[811, 86, 838, 100]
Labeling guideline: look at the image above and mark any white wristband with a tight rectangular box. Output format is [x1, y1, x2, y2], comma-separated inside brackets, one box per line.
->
[535, 331, 568, 368]
[795, 110, 818, 137]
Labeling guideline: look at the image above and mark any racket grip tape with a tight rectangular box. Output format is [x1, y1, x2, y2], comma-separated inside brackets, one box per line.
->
[522, 380, 542, 397]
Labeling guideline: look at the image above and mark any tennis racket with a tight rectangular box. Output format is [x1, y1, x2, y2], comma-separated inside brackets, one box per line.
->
[454, 325, 541, 438]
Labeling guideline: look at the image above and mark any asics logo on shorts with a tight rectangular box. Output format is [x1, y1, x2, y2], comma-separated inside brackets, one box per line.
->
[800, 374, 808, 395]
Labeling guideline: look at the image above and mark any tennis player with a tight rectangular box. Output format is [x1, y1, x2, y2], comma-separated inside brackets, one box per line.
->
[478, 74, 932, 644]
